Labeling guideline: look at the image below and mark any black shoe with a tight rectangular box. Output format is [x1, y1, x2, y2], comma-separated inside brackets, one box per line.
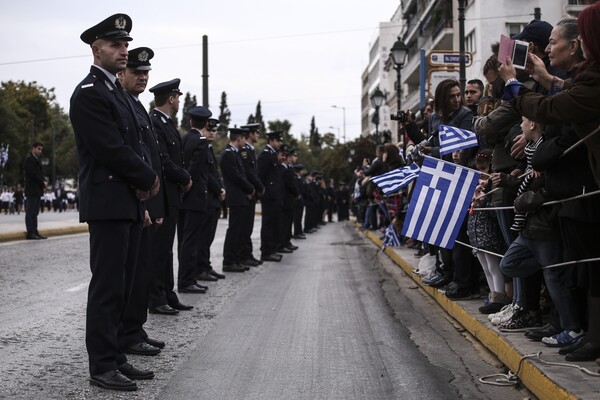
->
[90, 370, 137, 391]
[240, 259, 260, 267]
[144, 337, 165, 349]
[286, 244, 299, 250]
[251, 257, 263, 265]
[564, 342, 600, 361]
[195, 283, 209, 290]
[261, 254, 282, 262]
[35, 234, 48, 239]
[118, 362, 154, 380]
[179, 284, 207, 294]
[277, 247, 293, 254]
[525, 322, 562, 342]
[559, 338, 586, 355]
[478, 302, 506, 315]
[196, 271, 218, 281]
[149, 305, 179, 315]
[293, 234, 306, 239]
[170, 301, 194, 311]
[26, 234, 41, 240]
[123, 342, 160, 356]
[209, 269, 226, 279]
[222, 264, 246, 273]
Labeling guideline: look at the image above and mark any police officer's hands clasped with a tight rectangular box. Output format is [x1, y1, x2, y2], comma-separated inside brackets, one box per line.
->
[136, 175, 160, 201]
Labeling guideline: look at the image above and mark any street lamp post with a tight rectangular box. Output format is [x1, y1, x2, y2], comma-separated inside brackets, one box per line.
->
[370, 87, 385, 143]
[390, 37, 409, 142]
[331, 105, 346, 143]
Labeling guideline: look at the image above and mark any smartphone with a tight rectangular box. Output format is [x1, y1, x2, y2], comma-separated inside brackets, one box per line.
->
[512, 40, 529, 70]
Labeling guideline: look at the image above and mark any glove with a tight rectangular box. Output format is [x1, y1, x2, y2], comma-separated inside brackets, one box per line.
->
[514, 190, 546, 213]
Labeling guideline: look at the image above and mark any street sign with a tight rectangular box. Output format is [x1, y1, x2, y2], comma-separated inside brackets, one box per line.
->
[428, 51, 473, 67]
[427, 68, 460, 98]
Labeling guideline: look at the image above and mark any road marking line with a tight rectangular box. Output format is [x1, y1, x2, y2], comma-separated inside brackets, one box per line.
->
[66, 282, 89, 292]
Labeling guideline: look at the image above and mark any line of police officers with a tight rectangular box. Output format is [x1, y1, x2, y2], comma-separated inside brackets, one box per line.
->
[69, 13, 338, 392]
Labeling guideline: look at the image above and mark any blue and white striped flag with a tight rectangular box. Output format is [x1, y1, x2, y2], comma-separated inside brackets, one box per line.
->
[382, 224, 401, 251]
[439, 125, 478, 156]
[370, 163, 420, 196]
[401, 156, 480, 249]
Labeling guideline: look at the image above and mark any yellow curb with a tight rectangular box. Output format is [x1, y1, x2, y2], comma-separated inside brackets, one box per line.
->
[0, 225, 88, 243]
[362, 228, 576, 400]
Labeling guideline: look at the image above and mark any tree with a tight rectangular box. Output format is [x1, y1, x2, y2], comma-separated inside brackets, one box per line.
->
[217, 91, 231, 137]
[267, 119, 296, 148]
[0, 81, 75, 187]
[309, 116, 320, 149]
[180, 92, 197, 131]
[254, 101, 266, 136]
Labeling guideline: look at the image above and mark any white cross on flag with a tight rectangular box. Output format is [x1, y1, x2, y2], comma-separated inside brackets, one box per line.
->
[401, 156, 480, 249]
[438, 124, 478, 156]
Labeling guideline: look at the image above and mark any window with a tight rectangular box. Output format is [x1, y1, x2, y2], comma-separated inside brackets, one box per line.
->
[465, 29, 476, 54]
[507, 23, 528, 37]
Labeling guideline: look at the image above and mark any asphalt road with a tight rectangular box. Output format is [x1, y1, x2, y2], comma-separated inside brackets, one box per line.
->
[0, 217, 528, 400]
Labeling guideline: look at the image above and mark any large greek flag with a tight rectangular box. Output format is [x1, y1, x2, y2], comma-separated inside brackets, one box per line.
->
[439, 125, 478, 156]
[401, 156, 480, 249]
[370, 163, 420, 195]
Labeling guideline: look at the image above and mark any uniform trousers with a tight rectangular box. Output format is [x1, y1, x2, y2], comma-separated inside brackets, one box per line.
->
[260, 198, 282, 257]
[119, 223, 159, 348]
[293, 204, 304, 236]
[86, 219, 143, 376]
[279, 206, 294, 248]
[239, 199, 256, 260]
[178, 209, 206, 288]
[223, 206, 247, 265]
[25, 196, 41, 235]
[198, 207, 220, 274]
[148, 206, 180, 308]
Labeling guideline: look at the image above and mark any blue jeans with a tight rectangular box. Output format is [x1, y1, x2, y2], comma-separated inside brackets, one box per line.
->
[500, 235, 580, 331]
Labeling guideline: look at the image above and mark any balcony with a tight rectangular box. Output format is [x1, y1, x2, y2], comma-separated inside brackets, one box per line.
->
[565, 0, 598, 16]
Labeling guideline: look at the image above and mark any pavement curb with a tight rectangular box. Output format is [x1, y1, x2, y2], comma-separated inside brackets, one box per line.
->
[0, 225, 88, 243]
[362, 228, 576, 400]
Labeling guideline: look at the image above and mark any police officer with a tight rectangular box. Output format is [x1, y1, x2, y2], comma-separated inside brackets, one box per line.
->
[118, 47, 167, 356]
[239, 123, 264, 266]
[147, 78, 193, 315]
[196, 118, 227, 281]
[220, 128, 256, 271]
[278, 146, 299, 253]
[70, 14, 159, 391]
[257, 131, 285, 262]
[292, 164, 306, 239]
[178, 106, 212, 293]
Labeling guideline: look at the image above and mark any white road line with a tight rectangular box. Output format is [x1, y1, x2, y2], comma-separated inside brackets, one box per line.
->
[66, 282, 89, 292]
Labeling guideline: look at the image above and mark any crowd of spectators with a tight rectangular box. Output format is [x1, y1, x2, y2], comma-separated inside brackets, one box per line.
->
[351, 3, 600, 365]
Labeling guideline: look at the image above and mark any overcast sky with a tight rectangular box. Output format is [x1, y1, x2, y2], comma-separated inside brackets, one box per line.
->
[0, 1, 401, 142]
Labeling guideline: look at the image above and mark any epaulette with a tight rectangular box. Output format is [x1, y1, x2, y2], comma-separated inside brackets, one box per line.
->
[81, 83, 94, 89]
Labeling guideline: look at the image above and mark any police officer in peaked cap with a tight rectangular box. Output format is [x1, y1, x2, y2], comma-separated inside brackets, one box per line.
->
[178, 106, 213, 293]
[70, 13, 159, 391]
[147, 78, 193, 316]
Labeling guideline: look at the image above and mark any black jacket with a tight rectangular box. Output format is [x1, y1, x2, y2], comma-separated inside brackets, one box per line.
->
[207, 145, 224, 209]
[220, 145, 255, 207]
[24, 152, 45, 198]
[257, 145, 283, 200]
[180, 129, 208, 212]
[69, 66, 156, 222]
[150, 108, 191, 210]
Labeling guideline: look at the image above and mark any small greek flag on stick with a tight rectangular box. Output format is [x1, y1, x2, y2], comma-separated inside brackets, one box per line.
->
[382, 224, 401, 251]
[401, 156, 480, 249]
[439, 125, 478, 156]
[370, 163, 420, 196]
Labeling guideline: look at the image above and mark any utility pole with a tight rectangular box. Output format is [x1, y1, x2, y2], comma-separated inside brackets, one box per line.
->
[458, 0, 466, 91]
[534, 7, 541, 20]
[202, 35, 209, 107]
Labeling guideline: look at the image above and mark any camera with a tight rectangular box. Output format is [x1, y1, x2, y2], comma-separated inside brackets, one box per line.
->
[391, 110, 408, 123]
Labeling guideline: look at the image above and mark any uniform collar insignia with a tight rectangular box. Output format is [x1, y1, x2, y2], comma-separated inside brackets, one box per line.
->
[104, 80, 114, 91]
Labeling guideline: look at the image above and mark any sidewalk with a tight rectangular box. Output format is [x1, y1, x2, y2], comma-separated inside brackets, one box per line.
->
[0, 210, 87, 242]
[362, 229, 599, 400]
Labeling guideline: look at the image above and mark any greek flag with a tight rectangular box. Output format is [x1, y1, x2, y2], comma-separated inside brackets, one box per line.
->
[439, 125, 478, 156]
[370, 163, 420, 196]
[382, 224, 401, 251]
[0, 144, 8, 168]
[401, 156, 480, 249]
